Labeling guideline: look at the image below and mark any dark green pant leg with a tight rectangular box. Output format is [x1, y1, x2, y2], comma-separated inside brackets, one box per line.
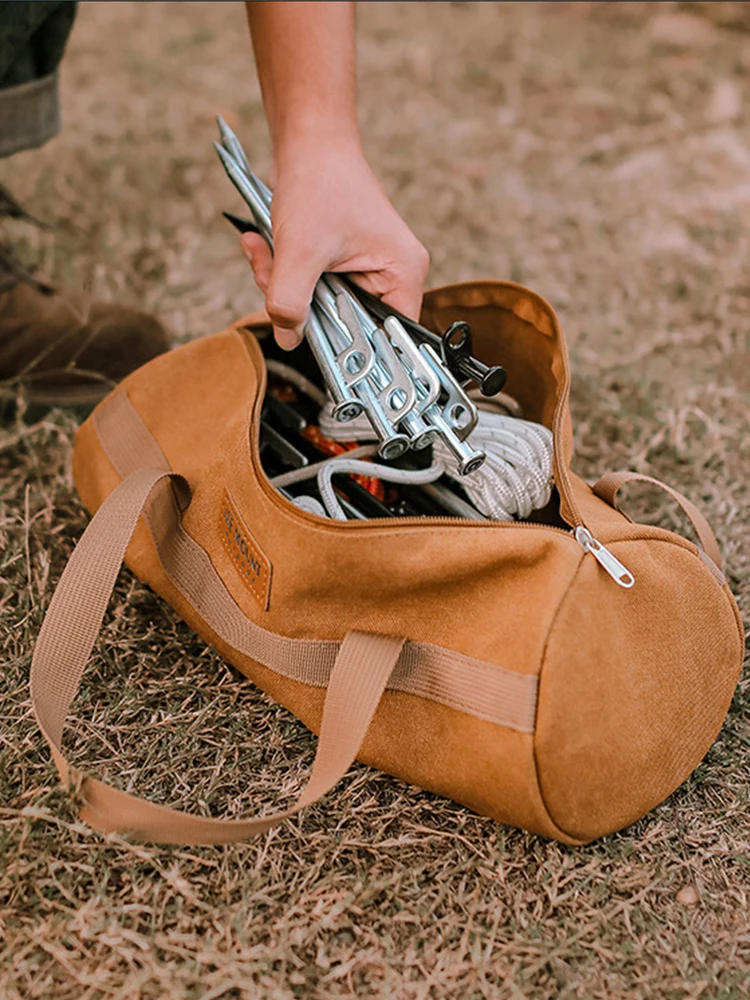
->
[0, 1, 77, 157]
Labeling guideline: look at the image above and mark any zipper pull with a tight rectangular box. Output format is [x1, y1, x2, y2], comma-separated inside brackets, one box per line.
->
[575, 527, 635, 588]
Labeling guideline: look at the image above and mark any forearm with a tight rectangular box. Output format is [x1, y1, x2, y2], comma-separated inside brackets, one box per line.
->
[245, 1, 362, 166]
[243, 1, 428, 346]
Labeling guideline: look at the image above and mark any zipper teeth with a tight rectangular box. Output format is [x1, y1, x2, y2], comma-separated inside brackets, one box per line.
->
[269, 490, 576, 535]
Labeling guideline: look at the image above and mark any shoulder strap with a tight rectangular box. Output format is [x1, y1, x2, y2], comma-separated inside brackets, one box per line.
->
[592, 470, 723, 574]
[30, 466, 404, 845]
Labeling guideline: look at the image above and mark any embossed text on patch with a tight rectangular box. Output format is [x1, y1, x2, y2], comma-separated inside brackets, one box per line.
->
[218, 488, 272, 610]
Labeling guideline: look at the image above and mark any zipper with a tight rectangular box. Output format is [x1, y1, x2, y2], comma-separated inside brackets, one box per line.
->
[260, 460, 636, 587]
[574, 526, 635, 588]
[269, 486, 636, 588]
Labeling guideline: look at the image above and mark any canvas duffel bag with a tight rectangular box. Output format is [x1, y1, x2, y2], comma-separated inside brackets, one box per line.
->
[30, 280, 744, 846]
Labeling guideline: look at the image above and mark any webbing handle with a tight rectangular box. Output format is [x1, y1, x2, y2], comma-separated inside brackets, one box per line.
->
[30, 466, 404, 845]
[593, 470, 723, 574]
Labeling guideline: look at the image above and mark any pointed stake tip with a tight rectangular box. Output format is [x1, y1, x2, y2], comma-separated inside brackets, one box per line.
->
[213, 142, 237, 167]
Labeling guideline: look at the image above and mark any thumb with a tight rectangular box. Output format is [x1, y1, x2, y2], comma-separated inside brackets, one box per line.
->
[265, 238, 322, 351]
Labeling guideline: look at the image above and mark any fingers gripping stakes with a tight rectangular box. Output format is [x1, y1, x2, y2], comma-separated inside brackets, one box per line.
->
[215, 117, 494, 474]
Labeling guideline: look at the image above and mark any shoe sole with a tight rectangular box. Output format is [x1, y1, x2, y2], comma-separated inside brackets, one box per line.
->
[23, 383, 111, 407]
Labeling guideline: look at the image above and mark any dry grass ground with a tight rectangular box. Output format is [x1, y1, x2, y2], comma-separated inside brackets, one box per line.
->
[1, 2, 749, 998]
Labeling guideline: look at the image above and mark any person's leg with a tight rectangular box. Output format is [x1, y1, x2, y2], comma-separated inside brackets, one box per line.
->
[0, 1, 77, 158]
[0, 2, 170, 410]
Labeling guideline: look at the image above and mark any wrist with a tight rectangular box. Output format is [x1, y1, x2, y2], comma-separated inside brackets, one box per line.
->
[273, 121, 364, 171]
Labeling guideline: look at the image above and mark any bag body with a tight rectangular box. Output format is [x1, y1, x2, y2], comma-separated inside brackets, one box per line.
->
[39, 281, 742, 845]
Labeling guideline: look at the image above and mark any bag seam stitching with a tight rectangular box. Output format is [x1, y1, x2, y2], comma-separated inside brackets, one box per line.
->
[532, 553, 589, 844]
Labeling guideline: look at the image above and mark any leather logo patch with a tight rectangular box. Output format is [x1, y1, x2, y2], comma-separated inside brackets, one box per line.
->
[219, 488, 272, 610]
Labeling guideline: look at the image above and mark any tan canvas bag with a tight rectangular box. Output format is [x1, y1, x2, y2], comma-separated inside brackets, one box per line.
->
[30, 281, 744, 846]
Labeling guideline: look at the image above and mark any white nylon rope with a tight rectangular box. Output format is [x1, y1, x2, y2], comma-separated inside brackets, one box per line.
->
[318, 457, 444, 521]
[270, 451, 444, 521]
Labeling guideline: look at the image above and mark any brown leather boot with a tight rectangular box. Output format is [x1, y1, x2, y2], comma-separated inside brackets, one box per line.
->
[0, 183, 170, 407]
[0, 279, 171, 406]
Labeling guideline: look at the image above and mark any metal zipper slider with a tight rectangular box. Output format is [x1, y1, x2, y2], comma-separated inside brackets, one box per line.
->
[575, 527, 635, 588]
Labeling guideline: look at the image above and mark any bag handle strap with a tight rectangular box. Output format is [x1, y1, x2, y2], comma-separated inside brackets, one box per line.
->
[30, 466, 405, 845]
[592, 470, 723, 573]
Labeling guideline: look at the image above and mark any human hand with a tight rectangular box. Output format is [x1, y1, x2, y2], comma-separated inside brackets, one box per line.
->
[239, 142, 429, 350]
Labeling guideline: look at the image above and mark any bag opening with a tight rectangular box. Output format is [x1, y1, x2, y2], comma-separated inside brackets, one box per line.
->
[245, 318, 573, 530]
